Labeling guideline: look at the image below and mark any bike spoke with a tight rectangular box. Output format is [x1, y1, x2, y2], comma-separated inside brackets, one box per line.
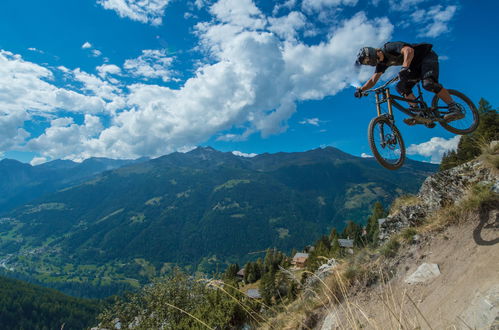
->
[372, 123, 402, 165]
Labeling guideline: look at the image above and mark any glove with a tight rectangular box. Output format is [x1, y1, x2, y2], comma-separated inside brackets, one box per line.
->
[354, 88, 363, 98]
[398, 66, 411, 80]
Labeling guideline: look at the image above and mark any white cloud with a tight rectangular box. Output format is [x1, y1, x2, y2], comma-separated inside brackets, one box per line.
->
[96, 64, 122, 78]
[97, 0, 171, 26]
[407, 135, 460, 163]
[82, 42, 92, 49]
[210, 0, 266, 30]
[30, 156, 48, 166]
[268, 11, 307, 41]
[0, 50, 117, 154]
[1, 1, 396, 161]
[272, 0, 297, 15]
[232, 150, 257, 157]
[412, 5, 457, 37]
[388, 0, 426, 11]
[124, 49, 174, 82]
[361, 152, 373, 158]
[38, 8, 392, 160]
[28, 47, 44, 54]
[27, 115, 104, 162]
[302, 0, 358, 13]
[299, 118, 320, 126]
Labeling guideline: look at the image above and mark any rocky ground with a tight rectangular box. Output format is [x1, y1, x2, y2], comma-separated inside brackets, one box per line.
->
[319, 205, 498, 329]
[317, 160, 499, 330]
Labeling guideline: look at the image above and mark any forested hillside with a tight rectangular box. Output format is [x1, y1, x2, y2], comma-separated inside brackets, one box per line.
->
[0, 147, 436, 297]
[0, 275, 103, 329]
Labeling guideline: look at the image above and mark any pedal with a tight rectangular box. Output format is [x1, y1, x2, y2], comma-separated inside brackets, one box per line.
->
[403, 118, 417, 126]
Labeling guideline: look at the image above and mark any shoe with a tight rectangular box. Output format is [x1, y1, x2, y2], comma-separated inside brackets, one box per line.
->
[444, 103, 465, 122]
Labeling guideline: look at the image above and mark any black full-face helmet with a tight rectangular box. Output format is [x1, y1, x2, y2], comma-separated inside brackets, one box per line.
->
[355, 47, 378, 66]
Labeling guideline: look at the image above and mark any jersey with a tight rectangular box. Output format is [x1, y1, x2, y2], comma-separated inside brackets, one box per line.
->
[375, 41, 433, 74]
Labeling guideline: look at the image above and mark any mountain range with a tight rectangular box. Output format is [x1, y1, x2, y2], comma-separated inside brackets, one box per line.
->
[0, 147, 437, 297]
[0, 156, 147, 213]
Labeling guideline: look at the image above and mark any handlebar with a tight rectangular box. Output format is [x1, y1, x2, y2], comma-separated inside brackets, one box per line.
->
[362, 75, 399, 96]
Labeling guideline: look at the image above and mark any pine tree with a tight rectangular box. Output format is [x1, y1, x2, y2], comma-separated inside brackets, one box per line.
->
[366, 201, 387, 246]
[224, 263, 240, 281]
[259, 271, 276, 306]
[440, 98, 498, 171]
[342, 220, 362, 246]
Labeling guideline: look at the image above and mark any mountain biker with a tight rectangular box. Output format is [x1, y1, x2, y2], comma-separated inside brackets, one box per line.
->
[354, 41, 464, 124]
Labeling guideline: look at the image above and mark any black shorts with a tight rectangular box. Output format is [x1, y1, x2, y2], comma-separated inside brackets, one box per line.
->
[397, 51, 439, 95]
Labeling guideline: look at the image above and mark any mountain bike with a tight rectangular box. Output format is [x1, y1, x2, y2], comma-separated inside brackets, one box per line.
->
[361, 76, 479, 170]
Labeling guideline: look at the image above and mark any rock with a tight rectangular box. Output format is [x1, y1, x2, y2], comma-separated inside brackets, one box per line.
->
[321, 311, 339, 330]
[317, 258, 339, 274]
[379, 160, 499, 242]
[378, 204, 428, 241]
[459, 285, 499, 330]
[404, 263, 441, 284]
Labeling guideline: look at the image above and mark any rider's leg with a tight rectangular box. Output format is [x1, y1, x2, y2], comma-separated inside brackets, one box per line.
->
[396, 80, 417, 107]
[436, 87, 454, 104]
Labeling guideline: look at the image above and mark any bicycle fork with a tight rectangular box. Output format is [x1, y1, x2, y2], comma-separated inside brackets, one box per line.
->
[375, 91, 394, 148]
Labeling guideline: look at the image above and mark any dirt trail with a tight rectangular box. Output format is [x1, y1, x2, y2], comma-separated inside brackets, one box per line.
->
[320, 207, 499, 329]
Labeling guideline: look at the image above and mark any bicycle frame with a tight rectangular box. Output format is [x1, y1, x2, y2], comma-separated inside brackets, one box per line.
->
[367, 76, 431, 119]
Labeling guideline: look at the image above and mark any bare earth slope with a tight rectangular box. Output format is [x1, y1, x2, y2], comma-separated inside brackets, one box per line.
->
[321, 207, 498, 329]
[317, 160, 499, 330]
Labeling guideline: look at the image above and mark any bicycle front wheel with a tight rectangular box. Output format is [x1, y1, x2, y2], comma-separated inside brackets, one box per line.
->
[432, 89, 479, 135]
[368, 116, 406, 170]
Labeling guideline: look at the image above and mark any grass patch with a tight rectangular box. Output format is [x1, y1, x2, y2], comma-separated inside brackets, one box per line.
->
[379, 238, 400, 258]
[400, 227, 418, 243]
[422, 183, 498, 232]
[389, 194, 421, 215]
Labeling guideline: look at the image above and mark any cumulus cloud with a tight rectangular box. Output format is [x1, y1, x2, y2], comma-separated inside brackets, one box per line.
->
[232, 150, 258, 157]
[412, 5, 457, 37]
[124, 49, 174, 82]
[97, 0, 171, 26]
[268, 11, 307, 41]
[1, 0, 395, 161]
[407, 135, 460, 163]
[82, 41, 92, 49]
[388, 0, 426, 11]
[0, 50, 119, 155]
[272, 0, 297, 15]
[302, 0, 358, 13]
[27, 115, 104, 161]
[361, 152, 373, 158]
[299, 118, 320, 126]
[77, 9, 392, 158]
[97, 64, 122, 79]
[30, 156, 48, 166]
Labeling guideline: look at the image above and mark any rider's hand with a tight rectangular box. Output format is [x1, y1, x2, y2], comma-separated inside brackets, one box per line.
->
[354, 88, 363, 98]
[398, 66, 411, 81]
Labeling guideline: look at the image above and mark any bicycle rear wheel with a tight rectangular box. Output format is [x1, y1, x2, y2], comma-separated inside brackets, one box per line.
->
[432, 89, 479, 135]
[368, 116, 406, 170]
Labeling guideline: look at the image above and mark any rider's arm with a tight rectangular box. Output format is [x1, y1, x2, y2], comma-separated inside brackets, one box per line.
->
[401, 46, 414, 67]
[360, 72, 383, 91]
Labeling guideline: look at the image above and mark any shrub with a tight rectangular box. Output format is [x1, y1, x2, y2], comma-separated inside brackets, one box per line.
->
[380, 238, 400, 258]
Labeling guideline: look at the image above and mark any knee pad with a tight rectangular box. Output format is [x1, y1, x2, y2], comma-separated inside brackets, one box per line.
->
[396, 81, 412, 96]
[422, 78, 442, 93]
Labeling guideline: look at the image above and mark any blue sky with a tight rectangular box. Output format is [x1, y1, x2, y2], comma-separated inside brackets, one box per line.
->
[0, 0, 497, 165]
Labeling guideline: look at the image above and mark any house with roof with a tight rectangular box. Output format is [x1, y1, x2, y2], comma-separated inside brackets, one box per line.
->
[236, 268, 245, 280]
[338, 238, 354, 254]
[245, 288, 261, 299]
[292, 252, 309, 268]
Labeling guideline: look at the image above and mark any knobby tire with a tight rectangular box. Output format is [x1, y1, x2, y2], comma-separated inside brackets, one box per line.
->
[368, 116, 406, 170]
[432, 89, 479, 135]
